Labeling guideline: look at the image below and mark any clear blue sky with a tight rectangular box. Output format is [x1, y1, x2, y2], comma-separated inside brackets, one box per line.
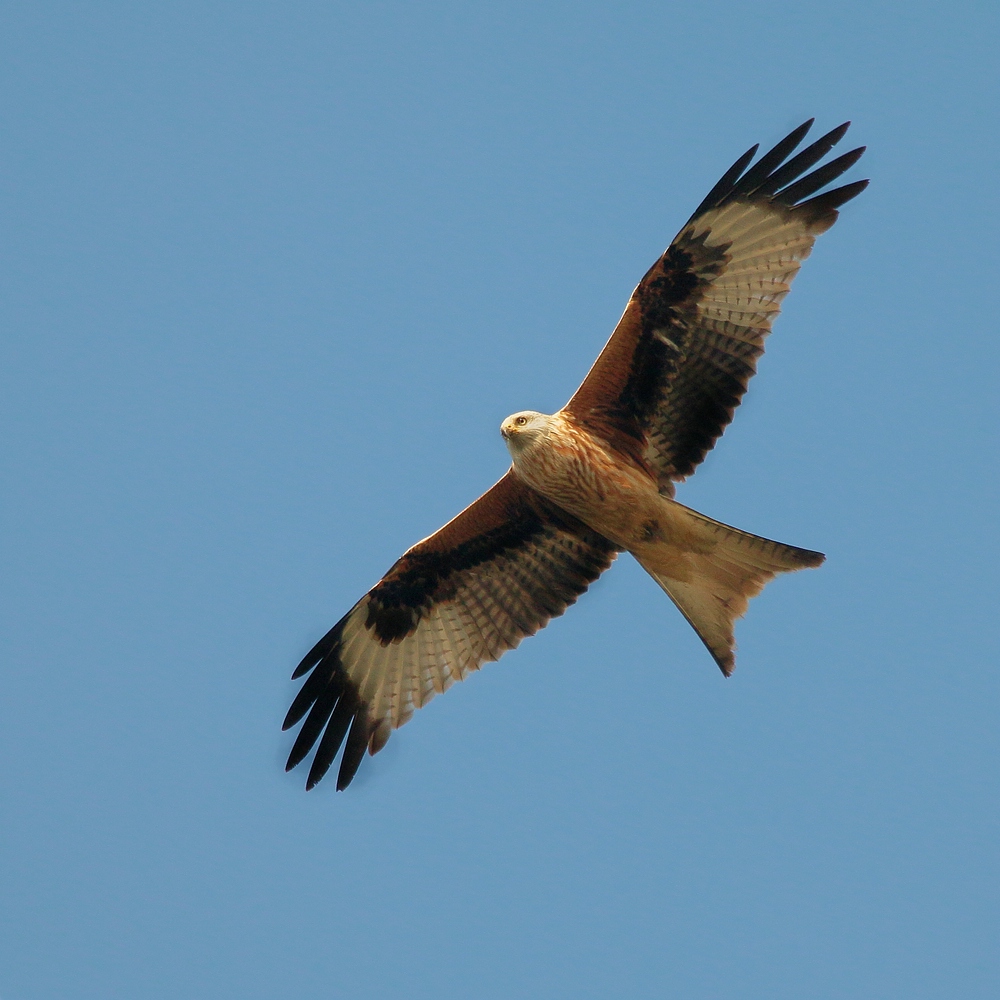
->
[2, 3, 997, 998]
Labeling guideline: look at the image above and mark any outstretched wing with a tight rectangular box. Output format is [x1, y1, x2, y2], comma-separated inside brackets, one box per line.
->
[564, 119, 868, 494]
[283, 471, 617, 790]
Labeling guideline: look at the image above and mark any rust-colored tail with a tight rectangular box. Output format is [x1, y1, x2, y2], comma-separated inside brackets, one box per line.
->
[630, 500, 824, 675]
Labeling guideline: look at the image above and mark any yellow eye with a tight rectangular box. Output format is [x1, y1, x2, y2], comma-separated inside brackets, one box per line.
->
[515, 416, 527, 426]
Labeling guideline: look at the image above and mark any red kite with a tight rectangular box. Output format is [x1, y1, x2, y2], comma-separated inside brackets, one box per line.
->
[284, 120, 867, 790]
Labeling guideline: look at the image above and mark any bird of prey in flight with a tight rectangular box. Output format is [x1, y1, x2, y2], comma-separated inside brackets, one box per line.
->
[283, 119, 867, 791]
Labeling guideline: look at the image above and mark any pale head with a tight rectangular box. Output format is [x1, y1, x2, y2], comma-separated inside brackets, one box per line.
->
[500, 410, 552, 454]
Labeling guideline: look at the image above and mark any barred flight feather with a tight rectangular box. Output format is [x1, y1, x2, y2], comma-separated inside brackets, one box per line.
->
[283, 472, 617, 789]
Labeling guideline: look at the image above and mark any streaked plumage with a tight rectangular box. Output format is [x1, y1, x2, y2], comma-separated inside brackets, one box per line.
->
[284, 120, 867, 790]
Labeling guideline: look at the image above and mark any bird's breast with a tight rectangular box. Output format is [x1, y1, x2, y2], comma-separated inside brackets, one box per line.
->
[511, 416, 661, 548]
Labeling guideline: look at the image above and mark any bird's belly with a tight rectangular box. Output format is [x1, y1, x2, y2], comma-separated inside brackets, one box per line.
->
[512, 431, 665, 550]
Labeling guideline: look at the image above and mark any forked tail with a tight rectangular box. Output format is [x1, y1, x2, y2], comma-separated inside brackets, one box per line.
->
[631, 500, 824, 675]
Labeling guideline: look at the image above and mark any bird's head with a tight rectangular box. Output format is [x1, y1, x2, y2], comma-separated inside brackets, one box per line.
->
[500, 410, 551, 453]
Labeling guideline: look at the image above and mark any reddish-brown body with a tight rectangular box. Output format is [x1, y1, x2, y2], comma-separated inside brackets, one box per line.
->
[509, 412, 658, 546]
[503, 410, 715, 582]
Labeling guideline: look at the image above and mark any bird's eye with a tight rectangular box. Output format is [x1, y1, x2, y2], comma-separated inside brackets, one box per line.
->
[516, 416, 527, 426]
